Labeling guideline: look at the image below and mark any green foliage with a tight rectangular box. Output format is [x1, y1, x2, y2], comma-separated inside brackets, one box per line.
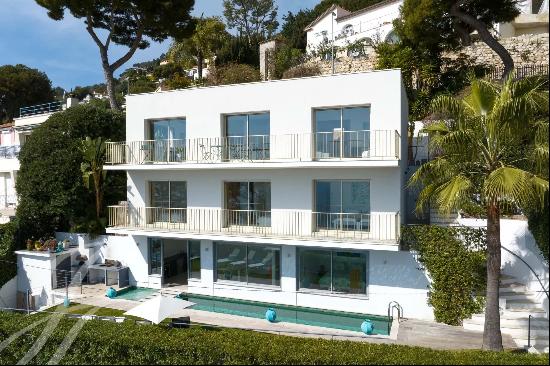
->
[15, 104, 126, 242]
[208, 64, 260, 86]
[0, 222, 17, 287]
[279, 10, 314, 50]
[272, 44, 304, 79]
[223, 0, 278, 42]
[0, 64, 54, 121]
[401, 225, 487, 325]
[527, 195, 549, 262]
[282, 63, 322, 79]
[216, 35, 261, 67]
[0, 312, 548, 365]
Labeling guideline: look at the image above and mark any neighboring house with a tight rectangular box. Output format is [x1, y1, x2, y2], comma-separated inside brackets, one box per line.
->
[305, 0, 549, 56]
[102, 69, 437, 320]
[0, 98, 79, 217]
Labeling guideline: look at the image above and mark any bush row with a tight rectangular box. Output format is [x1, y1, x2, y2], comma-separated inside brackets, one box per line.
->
[0, 312, 548, 365]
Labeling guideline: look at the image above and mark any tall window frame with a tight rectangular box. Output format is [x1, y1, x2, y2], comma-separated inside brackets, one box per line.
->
[224, 112, 270, 160]
[149, 181, 187, 223]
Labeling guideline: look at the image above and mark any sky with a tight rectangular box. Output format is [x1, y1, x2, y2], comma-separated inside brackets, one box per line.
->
[0, 0, 319, 90]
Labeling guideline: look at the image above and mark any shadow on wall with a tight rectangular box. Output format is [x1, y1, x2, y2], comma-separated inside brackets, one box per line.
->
[368, 251, 430, 290]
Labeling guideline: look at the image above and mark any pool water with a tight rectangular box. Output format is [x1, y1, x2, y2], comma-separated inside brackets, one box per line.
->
[115, 287, 158, 301]
[178, 293, 390, 335]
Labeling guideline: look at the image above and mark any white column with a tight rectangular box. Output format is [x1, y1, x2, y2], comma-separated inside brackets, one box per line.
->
[281, 245, 297, 305]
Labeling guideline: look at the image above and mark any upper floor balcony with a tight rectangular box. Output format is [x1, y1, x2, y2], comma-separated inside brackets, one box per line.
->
[0, 145, 20, 159]
[107, 205, 400, 247]
[19, 101, 62, 118]
[106, 130, 400, 168]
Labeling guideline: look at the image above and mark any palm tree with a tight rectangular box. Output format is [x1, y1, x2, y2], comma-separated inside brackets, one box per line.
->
[410, 74, 549, 351]
[80, 137, 107, 219]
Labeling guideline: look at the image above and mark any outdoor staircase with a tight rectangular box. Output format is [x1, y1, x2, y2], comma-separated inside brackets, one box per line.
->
[463, 274, 549, 353]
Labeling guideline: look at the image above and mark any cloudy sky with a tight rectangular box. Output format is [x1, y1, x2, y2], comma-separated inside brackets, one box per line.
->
[0, 0, 319, 90]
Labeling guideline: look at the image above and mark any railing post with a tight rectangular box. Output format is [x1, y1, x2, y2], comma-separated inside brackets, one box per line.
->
[527, 314, 532, 348]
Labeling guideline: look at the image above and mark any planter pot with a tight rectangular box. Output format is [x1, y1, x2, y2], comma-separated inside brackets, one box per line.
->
[265, 308, 277, 323]
[361, 319, 374, 335]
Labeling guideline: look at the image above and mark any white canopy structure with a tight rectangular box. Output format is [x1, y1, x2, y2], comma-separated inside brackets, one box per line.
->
[124, 295, 195, 324]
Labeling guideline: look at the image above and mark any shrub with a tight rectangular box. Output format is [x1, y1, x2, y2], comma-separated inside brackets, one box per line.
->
[15, 104, 126, 243]
[401, 225, 487, 325]
[208, 63, 260, 86]
[0, 222, 17, 287]
[282, 63, 322, 79]
[527, 197, 549, 263]
[0, 312, 548, 365]
[272, 44, 305, 79]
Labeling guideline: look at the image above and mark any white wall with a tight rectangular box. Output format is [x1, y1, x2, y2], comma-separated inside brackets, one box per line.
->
[126, 70, 405, 142]
[0, 276, 17, 309]
[16, 252, 55, 309]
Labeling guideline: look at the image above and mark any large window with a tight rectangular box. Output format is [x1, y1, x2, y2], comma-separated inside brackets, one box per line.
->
[188, 240, 201, 280]
[215, 242, 280, 286]
[314, 106, 370, 158]
[150, 181, 187, 223]
[299, 248, 368, 294]
[315, 180, 370, 231]
[225, 113, 270, 160]
[149, 118, 186, 162]
[148, 238, 162, 275]
[225, 182, 271, 227]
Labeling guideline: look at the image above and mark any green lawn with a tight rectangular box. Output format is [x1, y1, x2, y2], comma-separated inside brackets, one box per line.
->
[0, 311, 547, 365]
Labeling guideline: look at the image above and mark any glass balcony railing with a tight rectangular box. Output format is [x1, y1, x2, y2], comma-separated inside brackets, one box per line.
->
[107, 206, 400, 243]
[0, 145, 21, 159]
[106, 130, 400, 164]
[19, 101, 62, 118]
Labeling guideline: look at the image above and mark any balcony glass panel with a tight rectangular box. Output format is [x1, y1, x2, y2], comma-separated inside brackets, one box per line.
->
[150, 181, 187, 223]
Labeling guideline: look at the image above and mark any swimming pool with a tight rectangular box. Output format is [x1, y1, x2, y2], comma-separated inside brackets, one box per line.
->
[115, 287, 158, 301]
[178, 293, 390, 335]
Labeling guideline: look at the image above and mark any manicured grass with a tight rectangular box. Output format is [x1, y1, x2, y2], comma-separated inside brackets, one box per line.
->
[0, 311, 548, 365]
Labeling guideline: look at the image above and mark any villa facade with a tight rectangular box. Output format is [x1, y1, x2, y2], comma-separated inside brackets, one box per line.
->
[104, 69, 435, 320]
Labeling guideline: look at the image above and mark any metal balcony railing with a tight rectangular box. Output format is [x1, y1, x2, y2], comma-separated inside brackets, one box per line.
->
[0, 145, 21, 159]
[108, 206, 400, 243]
[106, 130, 400, 165]
[19, 101, 62, 118]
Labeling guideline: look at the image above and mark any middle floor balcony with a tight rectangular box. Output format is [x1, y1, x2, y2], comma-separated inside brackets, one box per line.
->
[105, 130, 400, 169]
[107, 206, 400, 247]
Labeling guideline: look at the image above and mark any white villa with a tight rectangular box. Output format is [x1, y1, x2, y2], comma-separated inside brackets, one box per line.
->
[99, 69, 439, 319]
[305, 0, 549, 54]
[0, 98, 79, 219]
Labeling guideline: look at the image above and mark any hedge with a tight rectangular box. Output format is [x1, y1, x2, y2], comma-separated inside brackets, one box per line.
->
[0, 222, 17, 288]
[401, 225, 487, 326]
[0, 312, 548, 365]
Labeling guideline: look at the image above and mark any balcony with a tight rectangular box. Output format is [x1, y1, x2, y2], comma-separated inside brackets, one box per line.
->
[19, 101, 62, 118]
[107, 206, 400, 244]
[106, 130, 400, 165]
[0, 145, 20, 159]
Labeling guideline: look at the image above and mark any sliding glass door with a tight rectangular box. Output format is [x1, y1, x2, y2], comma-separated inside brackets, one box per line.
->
[225, 182, 271, 227]
[150, 181, 187, 223]
[314, 106, 370, 158]
[149, 118, 186, 162]
[315, 180, 370, 231]
[225, 113, 270, 160]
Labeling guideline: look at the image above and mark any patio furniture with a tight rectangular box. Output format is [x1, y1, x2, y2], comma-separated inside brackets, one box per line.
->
[168, 316, 191, 328]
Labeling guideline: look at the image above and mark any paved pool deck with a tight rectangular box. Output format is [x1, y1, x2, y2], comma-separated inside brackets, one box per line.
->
[61, 287, 519, 351]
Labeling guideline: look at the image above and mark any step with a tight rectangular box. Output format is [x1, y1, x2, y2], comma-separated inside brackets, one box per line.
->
[501, 308, 548, 319]
[506, 299, 542, 310]
[463, 322, 549, 337]
[513, 337, 549, 347]
[465, 315, 549, 329]
[499, 283, 528, 293]
[500, 276, 522, 286]
[500, 292, 539, 302]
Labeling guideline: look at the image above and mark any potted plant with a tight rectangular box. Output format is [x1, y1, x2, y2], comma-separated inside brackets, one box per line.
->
[26, 239, 33, 251]
[34, 241, 42, 251]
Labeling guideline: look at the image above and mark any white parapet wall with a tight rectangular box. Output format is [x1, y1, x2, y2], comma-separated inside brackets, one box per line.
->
[0, 276, 17, 310]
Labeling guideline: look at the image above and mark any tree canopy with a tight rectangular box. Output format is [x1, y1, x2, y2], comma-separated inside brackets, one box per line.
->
[16, 104, 126, 241]
[396, 0, 520, 76]
[0, 64, 54, 122]
[223, 0, 278, 43]
[36, 0, 195, 109]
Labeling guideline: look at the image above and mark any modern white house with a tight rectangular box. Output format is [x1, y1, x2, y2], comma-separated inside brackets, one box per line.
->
[101, 69, 439, 320]
[305, 0, 549, 55]
[0, 98, 80, 219]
